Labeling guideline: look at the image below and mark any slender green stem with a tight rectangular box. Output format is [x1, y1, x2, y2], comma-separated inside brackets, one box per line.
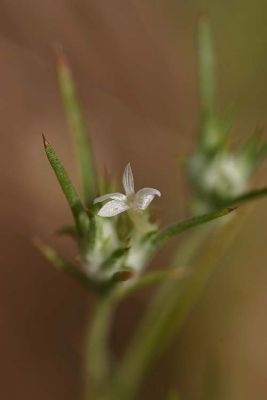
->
[85, 291, 119, 400]
[113, 209, 251, 400]
[84, 270, 187, 400]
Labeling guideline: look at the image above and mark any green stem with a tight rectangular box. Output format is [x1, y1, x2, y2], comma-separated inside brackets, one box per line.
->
[113, 209, 251, 400]
[84, 290, 120, 400]
[84, 270, 185, 400]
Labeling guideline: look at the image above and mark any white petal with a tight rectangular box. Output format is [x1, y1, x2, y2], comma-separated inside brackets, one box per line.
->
[97, 200, 130, 217]
[133, 188, 161, 210]
[122, 163, 135, 195]
[94, 192, 126, 204]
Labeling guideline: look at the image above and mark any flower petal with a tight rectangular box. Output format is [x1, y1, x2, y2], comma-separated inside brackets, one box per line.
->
[97, 200, 130, 217]
[94, 192, 126, 204]
[134, 188, 161, 210]
[122, 163, 135, 195]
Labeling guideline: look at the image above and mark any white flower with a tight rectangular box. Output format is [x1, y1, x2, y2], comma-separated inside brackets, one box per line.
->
[202, 154, 248, 198]
[94, 163, 161, 217]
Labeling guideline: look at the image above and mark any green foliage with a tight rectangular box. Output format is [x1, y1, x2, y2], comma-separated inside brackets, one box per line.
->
[189, 18, 267, 214]
[198, 17, 215, 138]
[39, 26, 267, 400]
[56, 49, 96, 206]
[113, 208, 250, 400]
[43, 135, 89, 237]
[34, 238, 98, 292]
[102, 247, 129, 270]
[150, 207, 233, 251]
[224, 185, 267, 207]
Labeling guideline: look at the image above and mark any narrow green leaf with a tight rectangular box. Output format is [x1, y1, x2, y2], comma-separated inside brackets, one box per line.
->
[224, 186, 267, 207]
[198, 16, 215, 119]
[151, 207, 234, 251]
[34, 238, 97, 292]
[43, 135, 89, 237]
[102, 247, 129, 270]
[86, 209, 97, 251]
[56, 49, 96, 206]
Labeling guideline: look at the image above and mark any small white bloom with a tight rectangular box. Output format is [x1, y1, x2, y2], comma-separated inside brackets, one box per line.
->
[94, 163, 161, 217]
[202, 154, 249, 198]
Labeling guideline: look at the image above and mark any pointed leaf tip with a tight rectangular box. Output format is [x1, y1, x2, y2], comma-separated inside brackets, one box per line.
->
[56, 49, 97, 206]
[57, 53, 68, 69]
[32, 236, 42, 250]
[54, 43, 68, 68]
[228, 207, 237, 212]
[42, 133, 49, 148]
[42, 134, 89, 236]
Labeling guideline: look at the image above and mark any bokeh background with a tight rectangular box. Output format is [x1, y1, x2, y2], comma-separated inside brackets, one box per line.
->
[1, 1, 267, 399]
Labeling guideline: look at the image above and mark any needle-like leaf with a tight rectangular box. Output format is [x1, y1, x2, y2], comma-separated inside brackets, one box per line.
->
[224, 186, 267, 207]
[56, 49, 96, 206]
[43, 135, 89, 237]
[198, 16, 215, 120]
[102, 247, 129, 271]
[34, 238, 97, 292]
[150, 207, 234, 251]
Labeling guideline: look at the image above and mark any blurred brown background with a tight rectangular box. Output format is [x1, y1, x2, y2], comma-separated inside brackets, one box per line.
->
[1, 1, 267, 399]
